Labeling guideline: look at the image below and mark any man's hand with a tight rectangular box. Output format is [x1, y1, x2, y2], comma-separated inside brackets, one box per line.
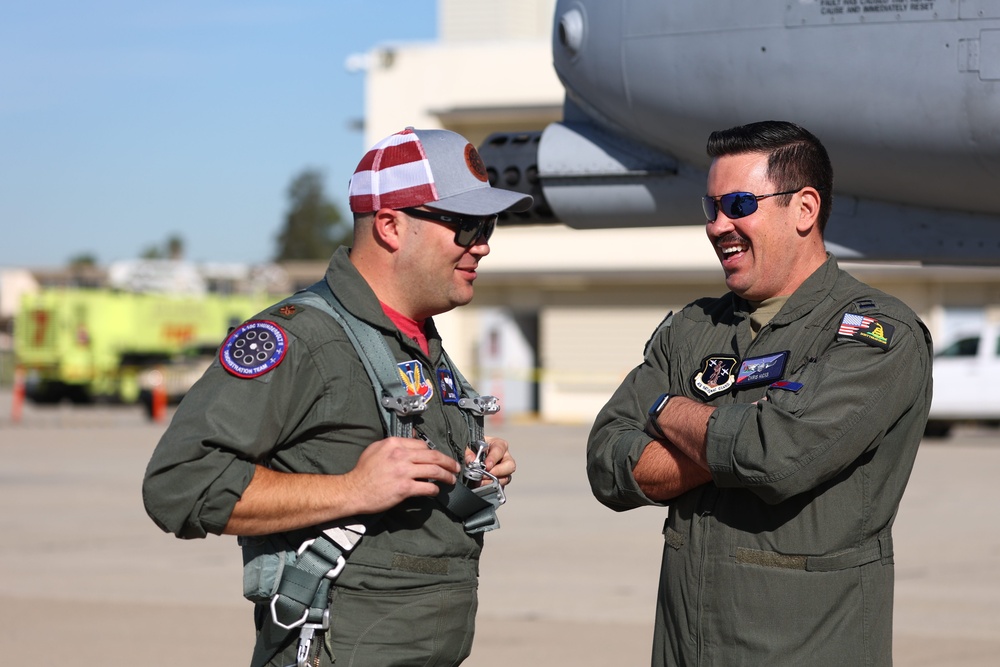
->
[465, 436, 516, 487]
[342, 437, 462, 514]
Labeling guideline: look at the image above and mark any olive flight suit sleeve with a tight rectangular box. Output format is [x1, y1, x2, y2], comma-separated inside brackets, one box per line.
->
[142, 327, 329, 539]
[706, 311, 931, 505]
[587, 322, 675, 512]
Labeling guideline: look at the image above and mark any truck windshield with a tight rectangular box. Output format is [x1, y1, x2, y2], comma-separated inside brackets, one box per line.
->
[936, 336, 979, 357]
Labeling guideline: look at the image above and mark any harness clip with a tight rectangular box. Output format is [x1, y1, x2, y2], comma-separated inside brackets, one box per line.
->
[462, 440, 506, 505]
[458, 395, 500, 416]
[381, 394, 428, 416]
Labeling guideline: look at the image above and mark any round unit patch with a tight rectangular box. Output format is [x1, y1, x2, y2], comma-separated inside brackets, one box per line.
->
[220, 320, 288, 378]
[464, 143, 489, 182]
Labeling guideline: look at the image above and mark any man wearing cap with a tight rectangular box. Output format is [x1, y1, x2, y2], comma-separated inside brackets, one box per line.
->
[587, 121, 932, 665]
[143, 128, 531, 667]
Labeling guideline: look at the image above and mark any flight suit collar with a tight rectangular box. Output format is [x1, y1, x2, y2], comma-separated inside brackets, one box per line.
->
[734, 253, 839, 328]
[323, 246, 444, 362]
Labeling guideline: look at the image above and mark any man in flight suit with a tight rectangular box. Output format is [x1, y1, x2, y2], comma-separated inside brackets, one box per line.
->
[143, 127, 531, 666]
[587, 120, 932, 666]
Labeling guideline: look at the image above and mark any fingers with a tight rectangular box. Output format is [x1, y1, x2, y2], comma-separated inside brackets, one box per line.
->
[464, 436, 515, 487]
[483, 436, 515, 476]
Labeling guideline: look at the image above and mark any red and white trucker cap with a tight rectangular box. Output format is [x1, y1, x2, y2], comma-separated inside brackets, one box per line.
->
[348, 128, 532, 216]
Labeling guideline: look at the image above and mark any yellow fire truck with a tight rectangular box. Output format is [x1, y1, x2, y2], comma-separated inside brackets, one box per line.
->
[14, 288, 275, 405]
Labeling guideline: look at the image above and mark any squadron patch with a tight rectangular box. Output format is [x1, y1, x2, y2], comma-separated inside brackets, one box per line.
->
[397, 360, 434, 408]
[220, 320, 288, 378]
[736, 351, 789, 387]
[692, 355, 738, 399]
[837, 313, 895, 350]
[437, 368, 460, 404]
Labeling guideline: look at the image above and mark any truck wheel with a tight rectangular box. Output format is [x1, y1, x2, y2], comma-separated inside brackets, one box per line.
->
[923, 420, 952, 439]
[139, 390, 155, 420]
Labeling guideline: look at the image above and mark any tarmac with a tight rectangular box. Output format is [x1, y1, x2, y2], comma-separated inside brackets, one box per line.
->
[1, 391, 999, 666]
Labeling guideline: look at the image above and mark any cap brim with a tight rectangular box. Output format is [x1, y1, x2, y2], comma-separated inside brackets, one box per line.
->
[427, 188, 533, 216]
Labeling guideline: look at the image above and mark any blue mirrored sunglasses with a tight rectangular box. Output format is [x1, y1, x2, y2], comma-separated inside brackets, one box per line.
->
[702, 187, 805, 222]
[399, 207, 498, 248]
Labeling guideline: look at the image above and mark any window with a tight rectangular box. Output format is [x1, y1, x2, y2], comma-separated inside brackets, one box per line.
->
[936, 336, 979, 357]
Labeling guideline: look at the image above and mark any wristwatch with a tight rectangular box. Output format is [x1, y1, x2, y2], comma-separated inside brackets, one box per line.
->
[646, 392, 672, 439]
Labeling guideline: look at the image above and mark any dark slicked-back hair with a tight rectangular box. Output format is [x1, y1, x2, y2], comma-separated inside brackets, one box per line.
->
[706, 120, 834, 233]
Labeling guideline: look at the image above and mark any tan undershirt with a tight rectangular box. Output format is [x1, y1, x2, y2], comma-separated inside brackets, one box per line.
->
[748, 296, 790, 340]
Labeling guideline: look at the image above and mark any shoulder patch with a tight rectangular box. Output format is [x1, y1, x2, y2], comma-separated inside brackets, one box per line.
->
[837, 313, 895, 350]
[220, 320, 289, 378]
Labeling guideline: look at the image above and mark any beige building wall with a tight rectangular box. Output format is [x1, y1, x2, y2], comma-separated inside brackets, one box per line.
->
[358, 1, 1000, 424]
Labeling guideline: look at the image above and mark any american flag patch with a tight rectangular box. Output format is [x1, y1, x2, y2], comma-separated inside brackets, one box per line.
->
[349, 129, 438, 212]
[837, 312, 894, 349]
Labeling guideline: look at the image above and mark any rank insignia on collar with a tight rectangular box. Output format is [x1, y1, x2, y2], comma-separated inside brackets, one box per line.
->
[397, 360, 434, 407]
[437, 368, 459, 404]
[692, 355, 738, 399]
[220, 320, 288, 378]
[736, 351, 789, 387]
[837, 313, 895, 350]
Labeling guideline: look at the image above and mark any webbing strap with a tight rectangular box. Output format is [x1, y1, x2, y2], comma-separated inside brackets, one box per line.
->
[288, 281, 419, 438]
[270, 536, 344, 630]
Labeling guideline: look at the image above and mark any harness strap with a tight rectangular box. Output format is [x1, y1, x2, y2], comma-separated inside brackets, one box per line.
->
[297, 281, 424, 438]
[268, 524, 365, 631]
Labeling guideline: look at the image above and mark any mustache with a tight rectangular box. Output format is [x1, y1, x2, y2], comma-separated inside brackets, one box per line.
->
[715, 232, 750, 248]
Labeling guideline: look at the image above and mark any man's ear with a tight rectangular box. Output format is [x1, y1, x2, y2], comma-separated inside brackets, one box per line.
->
[795, 187, 822, 234]
[372, 208, 403, 251]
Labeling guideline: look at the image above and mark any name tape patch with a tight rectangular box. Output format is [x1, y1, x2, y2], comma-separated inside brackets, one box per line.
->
[220, 320, 288, 378]
[736, 351, 789, 387]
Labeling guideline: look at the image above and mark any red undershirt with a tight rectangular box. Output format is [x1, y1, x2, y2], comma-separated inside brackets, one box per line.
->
[380, 302, 430, 355]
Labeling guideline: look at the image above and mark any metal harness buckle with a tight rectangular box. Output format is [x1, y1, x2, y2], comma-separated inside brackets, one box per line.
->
[462, 439, 506, 505]
[381, 394, 428, 416]
[458, 395, 500, 416]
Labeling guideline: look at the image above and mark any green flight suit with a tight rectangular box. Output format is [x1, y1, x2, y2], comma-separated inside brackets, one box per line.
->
[587, 255, 932, 666]
[143, 247, 484, 667]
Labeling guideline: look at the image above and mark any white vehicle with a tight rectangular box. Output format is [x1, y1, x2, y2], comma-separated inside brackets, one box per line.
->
[925, 324, 1000, 438]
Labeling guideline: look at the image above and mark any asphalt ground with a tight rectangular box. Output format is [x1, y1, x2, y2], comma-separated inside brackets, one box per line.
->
[1, 393, 999, 666]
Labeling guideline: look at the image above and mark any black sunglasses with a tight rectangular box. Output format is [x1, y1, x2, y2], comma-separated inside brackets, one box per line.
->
[702, 187, 805, 222]
[399, 207, 498, 248]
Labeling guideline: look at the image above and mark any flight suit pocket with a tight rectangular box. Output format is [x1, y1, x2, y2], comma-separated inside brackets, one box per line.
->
[326, 583, 478, 666]
[765, 355, 824, 416]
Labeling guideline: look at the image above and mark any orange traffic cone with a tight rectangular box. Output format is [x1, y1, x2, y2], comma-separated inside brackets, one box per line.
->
[151, 370, 167, 423]
[11, 366, 25, 423]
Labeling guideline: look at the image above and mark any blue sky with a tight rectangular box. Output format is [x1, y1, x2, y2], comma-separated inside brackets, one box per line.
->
[0, 1, 436, 268]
